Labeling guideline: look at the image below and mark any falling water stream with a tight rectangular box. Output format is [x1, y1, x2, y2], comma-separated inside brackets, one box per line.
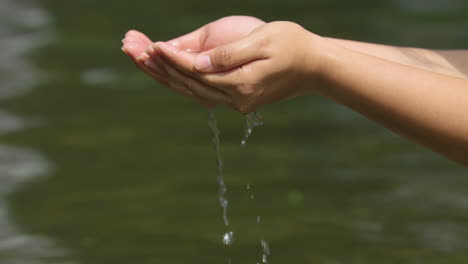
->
[247, 184, 271, 264]
[208, 111, 229, 227]
[208, 111, 269, 263]
[240, 112, 263, 147]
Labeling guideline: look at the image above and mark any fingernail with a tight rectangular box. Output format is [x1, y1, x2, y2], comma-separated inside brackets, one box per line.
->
[145, 45, 154, 54]
[194, 55, 212, 71]
[136, 53, 148, 61]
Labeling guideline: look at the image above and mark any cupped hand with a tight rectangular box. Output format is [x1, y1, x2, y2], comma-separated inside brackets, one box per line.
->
[145, 21, 328, 113]
[122, 16, 265, 106]
[165, 16, 265, 52]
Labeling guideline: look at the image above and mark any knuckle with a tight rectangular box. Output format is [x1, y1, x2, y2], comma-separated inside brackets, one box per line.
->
[252, 34, 270, 50]
[213, 47, 231, 68]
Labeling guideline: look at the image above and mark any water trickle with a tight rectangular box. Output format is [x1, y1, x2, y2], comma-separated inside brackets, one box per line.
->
[208, 111, 229, 227]
[246, 180, 271, 263]
[261, 240, 270, 263]
[209, 111, 235, 264]
[209, 111, 269, 263]
[240, 112, 263, 147]
[247, 183, 255, 200]
[240, 114, 271, 264]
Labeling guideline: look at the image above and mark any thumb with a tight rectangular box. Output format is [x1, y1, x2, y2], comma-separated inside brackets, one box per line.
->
[194, 36, 266, 73]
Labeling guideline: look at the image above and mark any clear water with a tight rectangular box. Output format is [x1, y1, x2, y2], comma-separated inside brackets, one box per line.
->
[223, 231, 234, 246]
[260, 239, 270, 263]
[208, 111, 230, 227]
[240, 112, 263, 147]
[208, 111, 233, 264]
[247, 183, 271, 264]
[210, 112, 268, 262]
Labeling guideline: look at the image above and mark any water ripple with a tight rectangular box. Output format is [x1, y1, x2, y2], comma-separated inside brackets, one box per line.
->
[0, 0, 74, 263]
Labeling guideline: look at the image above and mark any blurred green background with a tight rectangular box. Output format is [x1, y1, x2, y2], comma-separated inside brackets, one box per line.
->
[1, 0, 467, 263]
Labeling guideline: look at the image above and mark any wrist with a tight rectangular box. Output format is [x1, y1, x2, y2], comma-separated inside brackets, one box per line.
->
[300, 32, 343, 97]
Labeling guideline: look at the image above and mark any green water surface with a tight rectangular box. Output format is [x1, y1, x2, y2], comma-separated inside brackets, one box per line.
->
[2, 0, 468, 263]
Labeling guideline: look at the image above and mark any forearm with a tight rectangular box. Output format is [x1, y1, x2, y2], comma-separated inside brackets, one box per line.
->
[314, 39, 468, 165]
[326, 37, 467, 79]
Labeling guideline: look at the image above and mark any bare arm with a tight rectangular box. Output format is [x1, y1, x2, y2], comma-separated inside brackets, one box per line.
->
[326, 37, 468, 79]
[317, 40, 468, 165]
[129, 19, 468, 166]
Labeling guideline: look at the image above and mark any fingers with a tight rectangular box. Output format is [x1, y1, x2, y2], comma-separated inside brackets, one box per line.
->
[141, 49, 194, 97]
[126, 30, 153, 46]
[122, 30, 152, 58]
[122, 32, 164, 81]
[122, 32, 196, 98]
[145, 52, 231, 105]
[149, 41, 244, 89]
[122, 29, 227, 108]
[150, 42, 197, 74]
[141, 46, 167, 78]
[167, 79, 216, 108]
[193, 35, 269, 73]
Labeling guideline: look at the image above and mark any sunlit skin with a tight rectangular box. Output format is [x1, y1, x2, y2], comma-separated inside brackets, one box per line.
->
[122, 16, 265, 107]
[122, 16, 468, 165]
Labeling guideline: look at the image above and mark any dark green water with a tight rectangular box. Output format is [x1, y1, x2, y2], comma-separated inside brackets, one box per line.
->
[1, 0, 468, 263]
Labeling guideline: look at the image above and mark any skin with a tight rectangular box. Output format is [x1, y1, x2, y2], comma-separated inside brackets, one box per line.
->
[122, 16, 265, 107]
[122, 16, 468, 166]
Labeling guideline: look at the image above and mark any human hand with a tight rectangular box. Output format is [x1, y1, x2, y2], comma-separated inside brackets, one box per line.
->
[122, 16, 265, 106]
[164, 16, 266, 53]
[145, 21, 327, 113]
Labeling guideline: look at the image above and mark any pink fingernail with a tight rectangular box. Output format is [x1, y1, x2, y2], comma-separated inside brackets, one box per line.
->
[194, 55, 212, 71]
[145, 46, 154, 54]
[136, 54, 148, 61]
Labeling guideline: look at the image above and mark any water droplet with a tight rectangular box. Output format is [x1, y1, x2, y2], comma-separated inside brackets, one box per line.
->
[219, 197, 228, 207]
[260, 239, 270, 263]
[223, 231, 234, 246]
[240, 112, 263, 147]
[261, 240, 270, 255]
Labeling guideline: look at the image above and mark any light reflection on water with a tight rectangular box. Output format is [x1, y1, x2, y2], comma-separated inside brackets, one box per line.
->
[0, 0, 72, 263]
